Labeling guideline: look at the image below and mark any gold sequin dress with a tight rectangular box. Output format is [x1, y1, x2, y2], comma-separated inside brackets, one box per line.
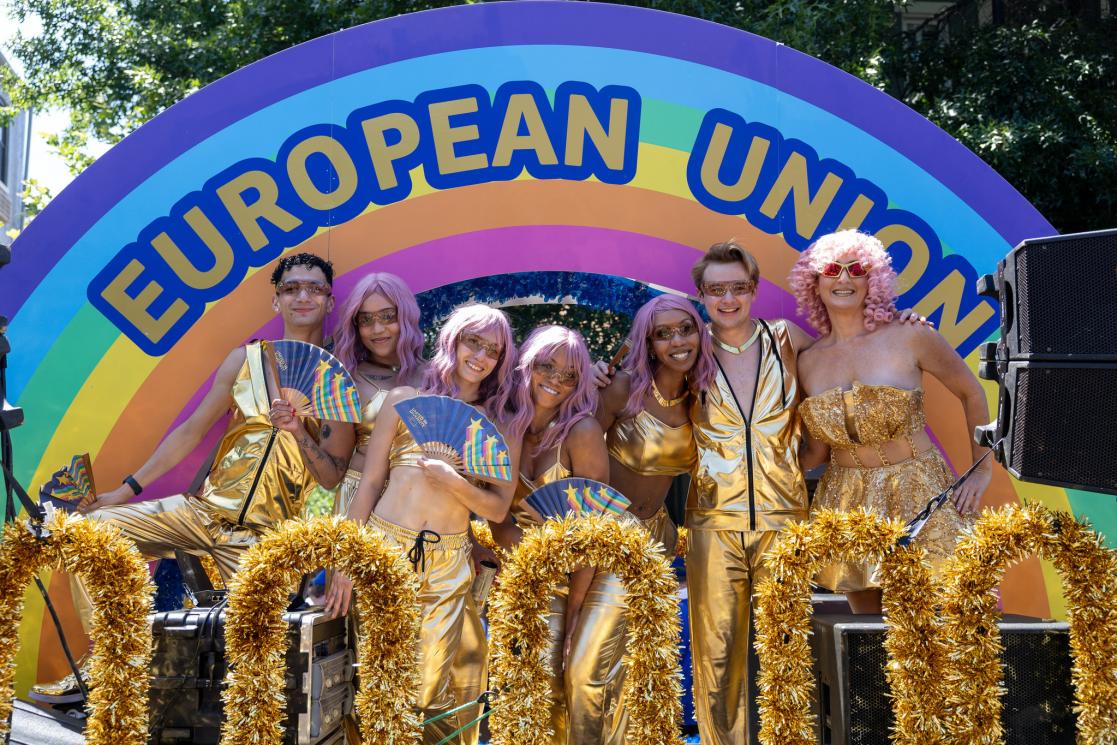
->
[800, 382, 973, 591]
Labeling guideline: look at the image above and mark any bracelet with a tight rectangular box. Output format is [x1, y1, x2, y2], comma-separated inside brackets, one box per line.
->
[122, 474, 143, 497]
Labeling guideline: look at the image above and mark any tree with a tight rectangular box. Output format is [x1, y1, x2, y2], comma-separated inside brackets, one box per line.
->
[2, 0, 1114, 232]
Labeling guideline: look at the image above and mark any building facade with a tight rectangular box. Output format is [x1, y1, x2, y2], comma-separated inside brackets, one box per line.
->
[1, 50, 32, 235]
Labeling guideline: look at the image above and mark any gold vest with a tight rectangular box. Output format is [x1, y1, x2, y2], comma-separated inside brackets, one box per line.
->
[687, 319, 807, 532]
[196, 341, 320, 531]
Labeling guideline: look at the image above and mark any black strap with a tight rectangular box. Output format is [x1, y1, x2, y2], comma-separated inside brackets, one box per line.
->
[0, 456, 45, 524]
[898, 447, 997, 547]
[407, 529, 442, 573]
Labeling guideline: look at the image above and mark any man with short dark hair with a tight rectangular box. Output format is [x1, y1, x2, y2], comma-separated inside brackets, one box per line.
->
[32, 251, 355, 701]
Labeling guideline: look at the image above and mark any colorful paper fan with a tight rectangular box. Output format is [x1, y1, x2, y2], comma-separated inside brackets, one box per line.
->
[393, 395, 513, 483]
[38, 453, 96, 512]
[523, 477, 632, 520]
[269, 340, 361, 423]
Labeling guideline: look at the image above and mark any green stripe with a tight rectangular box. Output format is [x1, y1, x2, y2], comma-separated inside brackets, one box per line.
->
[1067, 489, 1117, 550]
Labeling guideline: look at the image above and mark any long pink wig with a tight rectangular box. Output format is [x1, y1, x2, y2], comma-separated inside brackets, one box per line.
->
[334, 272, 424, 381]
[788, 229, 898, 335]
[621, 295, 716, 419]
[508, 325, 597, 454]
[422, 304, 518, 422]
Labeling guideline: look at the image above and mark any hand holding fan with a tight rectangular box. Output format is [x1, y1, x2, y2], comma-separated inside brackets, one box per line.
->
[268, 340, 362, 423]
[523, 477, 632, 521]
[39, 454, 96, 512]
[393, 395, 513, 484]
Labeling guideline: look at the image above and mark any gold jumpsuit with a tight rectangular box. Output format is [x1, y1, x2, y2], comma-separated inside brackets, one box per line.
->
[512, 450, 573, 743]
[74, 341, 321, 632]
[800, 382, 973, 591]
[562, 409, 694, 744]
[372, 419, 476, 745]
[687, 319, 807, 745]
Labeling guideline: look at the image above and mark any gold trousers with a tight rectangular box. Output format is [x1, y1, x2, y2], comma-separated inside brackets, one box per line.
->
[687, 528, 780, 745]
[369, 513, 474, 745]
[73, 494, 257, 634]
[565, 506, 677, 745]
[450, 594, 487, 745]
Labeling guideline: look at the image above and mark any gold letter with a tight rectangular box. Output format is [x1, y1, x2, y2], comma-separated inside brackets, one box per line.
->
[565, 94, 628, 171]
[837, 194, 876, 231]
[493, 93, 558, 168]
[758, 152, 844, 241]
[286, 135, 359, 210]
[360, 112, 421, 191]
[216, 171, 302, 252]
[150, 206, 235, 291]
[914, 270, 996, 348]
[99, 259, 189, 346]
[875, 223, 931, 294]
[428, 97, 489, 175]
[698, 123, 771, 203]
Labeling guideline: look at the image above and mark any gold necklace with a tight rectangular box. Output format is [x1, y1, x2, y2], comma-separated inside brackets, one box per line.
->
[652, 380, 687, 407]
[711, 323, 761, 355]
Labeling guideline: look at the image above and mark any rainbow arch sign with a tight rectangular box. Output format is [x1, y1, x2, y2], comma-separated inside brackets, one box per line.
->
[4, 1, 1106, 689]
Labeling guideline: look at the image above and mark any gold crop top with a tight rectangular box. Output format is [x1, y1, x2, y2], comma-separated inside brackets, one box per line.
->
[387, 417, 425, 469]
[606, 409, 696, 477]
[511, 440, 573, 527]
[800, 383, 924, 466]
[355, 387, 390, 451]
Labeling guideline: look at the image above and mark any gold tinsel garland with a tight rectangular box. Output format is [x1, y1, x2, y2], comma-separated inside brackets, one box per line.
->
[487, 513, 683, 745]
[938, 504, 1117, 744]
[754, 509, 944, 745]
[0, 512, 152, 745]
[220, 515, 422, 745]
[674, 526, 687, 558]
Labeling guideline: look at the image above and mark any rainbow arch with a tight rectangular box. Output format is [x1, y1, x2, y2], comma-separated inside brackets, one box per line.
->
[3, 1, 1101, 692]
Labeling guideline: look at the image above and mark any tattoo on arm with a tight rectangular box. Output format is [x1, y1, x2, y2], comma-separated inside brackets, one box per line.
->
[296, 432, 348, 480]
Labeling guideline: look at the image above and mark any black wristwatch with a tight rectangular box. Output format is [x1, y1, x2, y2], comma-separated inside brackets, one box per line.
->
[122, 474, 143, 497]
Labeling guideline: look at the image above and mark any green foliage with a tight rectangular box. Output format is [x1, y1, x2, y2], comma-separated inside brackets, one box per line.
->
[3, 0, 1114, 231]
[19, 176, 53, 219]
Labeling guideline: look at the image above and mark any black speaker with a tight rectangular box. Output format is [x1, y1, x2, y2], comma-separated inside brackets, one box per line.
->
[811, 614, 1076, 745]
[977, 228, 1117, 494]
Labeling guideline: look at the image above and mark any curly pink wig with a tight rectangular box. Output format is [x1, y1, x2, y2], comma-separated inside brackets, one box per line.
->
[788, 230, 898, 335]
[507, 325, 597, 454]
[422, 304, 518, 423]
[621, 295, 716, 419]
[334, 272, 424, 380]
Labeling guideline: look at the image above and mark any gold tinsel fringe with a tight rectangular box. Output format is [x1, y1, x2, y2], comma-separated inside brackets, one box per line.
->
[220, 515, 422, 745]
[0, 512, 153, 745]
[487, 512, 683, 745]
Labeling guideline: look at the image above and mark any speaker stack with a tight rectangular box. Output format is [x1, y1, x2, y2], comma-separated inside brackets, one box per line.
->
[976, 228, 1117, 495]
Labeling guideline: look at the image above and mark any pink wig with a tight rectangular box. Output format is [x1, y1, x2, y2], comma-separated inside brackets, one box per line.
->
[788, 229, 898, 335]
[621, 295, 716, 418]
[422, 304, 518, 422]
[334, 272, 424, 381]
[508, 325, 598, 454]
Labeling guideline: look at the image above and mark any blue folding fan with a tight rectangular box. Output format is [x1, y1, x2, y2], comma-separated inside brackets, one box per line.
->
[268, 340, 362, 423]
[39, 453, 96, 512]
[523, 477, 632, 520]
[393, 395, 513, 483]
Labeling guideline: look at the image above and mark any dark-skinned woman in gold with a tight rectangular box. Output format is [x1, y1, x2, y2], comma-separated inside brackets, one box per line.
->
[790, 230, 991, 614]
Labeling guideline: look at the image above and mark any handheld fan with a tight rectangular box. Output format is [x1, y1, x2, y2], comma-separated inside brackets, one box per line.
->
[39, 454, 96, 512]
[393, 395, 513, 484]
[268, 340, 362, 423]
[523, 477, 632, 521]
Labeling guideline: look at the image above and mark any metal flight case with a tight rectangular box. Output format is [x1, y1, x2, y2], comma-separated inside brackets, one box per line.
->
[148, 606, 352, 744]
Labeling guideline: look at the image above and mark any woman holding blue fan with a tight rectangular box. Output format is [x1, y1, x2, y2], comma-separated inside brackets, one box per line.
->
[326, 303, 521, 744]
[585, 294, 715, 743]
[496, 324, 610, 743]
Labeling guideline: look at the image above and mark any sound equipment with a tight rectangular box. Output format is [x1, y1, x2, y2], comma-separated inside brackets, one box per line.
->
[811, 614, 1076, 745]
[976, 228, 1117, 494]
[148, 607, 352, 744]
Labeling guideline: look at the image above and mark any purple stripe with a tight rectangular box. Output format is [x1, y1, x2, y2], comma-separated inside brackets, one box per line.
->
[141, 224, 803, 496]
[5, 2, 1050, 317]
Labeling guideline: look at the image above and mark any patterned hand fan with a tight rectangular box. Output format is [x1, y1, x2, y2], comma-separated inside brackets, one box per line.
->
[393, 395, 513, 483]
[38, 454, 96, 512]
[524, 477, 632, 520]
[268, 340, 361, 423]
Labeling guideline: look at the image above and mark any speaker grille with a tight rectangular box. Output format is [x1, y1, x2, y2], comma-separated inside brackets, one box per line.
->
[1013, 233, 1117, 357]
[1002, 630, 1076, 743]
[1010, 365, 1117, 492]
[845, 632, 892, 744]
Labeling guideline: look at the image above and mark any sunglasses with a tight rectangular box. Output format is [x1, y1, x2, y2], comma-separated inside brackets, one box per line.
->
[819, 260, 870, 278]
[651, 320, 699, 342]
[701, 280, 755, 297]
[355, 308, 399, 327]
[461, 333, 503, 359]
[276, 280, 331, 297]
[533, 360, 579, 387]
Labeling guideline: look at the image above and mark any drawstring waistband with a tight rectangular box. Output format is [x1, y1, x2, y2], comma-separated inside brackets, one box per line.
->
[407, 529, 442, 573]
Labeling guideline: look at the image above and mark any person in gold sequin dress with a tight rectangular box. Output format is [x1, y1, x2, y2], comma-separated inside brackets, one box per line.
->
[789, 230, 992, 614]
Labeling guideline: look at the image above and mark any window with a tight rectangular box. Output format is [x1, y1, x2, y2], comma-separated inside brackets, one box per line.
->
[0, 121, 8, 187]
